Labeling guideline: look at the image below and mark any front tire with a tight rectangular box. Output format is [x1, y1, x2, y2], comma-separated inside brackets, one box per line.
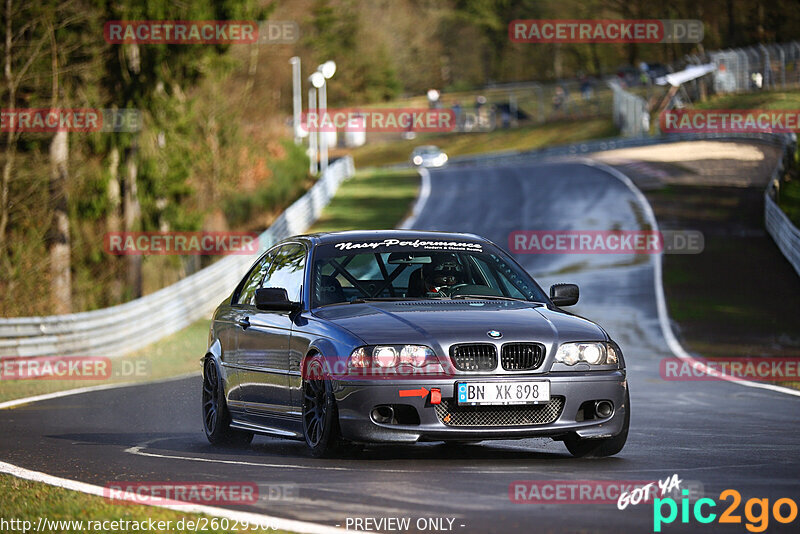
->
[302, 357, 343, 458]
[564, 389, 630, 458]
[202, 357, 253, 447]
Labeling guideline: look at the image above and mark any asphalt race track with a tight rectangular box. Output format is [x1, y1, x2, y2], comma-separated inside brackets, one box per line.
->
[2, 159, 800, 534]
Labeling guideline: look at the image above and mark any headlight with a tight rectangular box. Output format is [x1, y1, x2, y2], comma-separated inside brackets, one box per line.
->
[560, 343, 580, 365]
[413, 155, 423, 165]
[373, 346, 398, 367]
[348, 347, 369, 368]
[348, 345, 437, 369]
[555, 342, 618, 366]
[582, 344, 603, 364]
[606, 344, 619, 365]
[400, 345, 433, 366]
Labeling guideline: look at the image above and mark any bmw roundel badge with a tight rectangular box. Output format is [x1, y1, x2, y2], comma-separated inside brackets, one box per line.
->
[487, 330, 502, 339]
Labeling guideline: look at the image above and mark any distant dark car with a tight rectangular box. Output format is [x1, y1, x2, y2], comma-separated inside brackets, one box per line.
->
[202, 230, 629, 457]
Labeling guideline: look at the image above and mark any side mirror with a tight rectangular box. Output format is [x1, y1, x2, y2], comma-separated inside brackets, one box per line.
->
[550, 283, 579, 307]
[255, 287, 301, 312]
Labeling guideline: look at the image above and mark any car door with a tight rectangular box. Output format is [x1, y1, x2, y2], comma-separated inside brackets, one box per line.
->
[237, 242, 306, 420]
[222, 250, 273, 404]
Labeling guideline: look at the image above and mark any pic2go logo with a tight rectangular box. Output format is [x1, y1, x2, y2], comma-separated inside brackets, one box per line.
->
[653, 489, 798, 532]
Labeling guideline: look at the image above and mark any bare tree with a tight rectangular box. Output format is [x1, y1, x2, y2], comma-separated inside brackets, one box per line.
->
[1, 0, 47, 247]
[122, 42, 143, 298]
[47, 22, 71, 314]
[123, 138, 142, 296]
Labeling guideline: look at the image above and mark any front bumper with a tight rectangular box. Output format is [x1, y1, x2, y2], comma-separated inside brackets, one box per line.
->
[333, 370, 627, 443]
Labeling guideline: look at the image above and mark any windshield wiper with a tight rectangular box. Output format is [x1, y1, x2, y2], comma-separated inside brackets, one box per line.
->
[349, 297, 425, 303]
[450, 294, 537, 303]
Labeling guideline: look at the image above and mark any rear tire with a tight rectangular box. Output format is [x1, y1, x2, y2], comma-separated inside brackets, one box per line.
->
[564, 389, 629, 458]
[202, 357, 254, 447]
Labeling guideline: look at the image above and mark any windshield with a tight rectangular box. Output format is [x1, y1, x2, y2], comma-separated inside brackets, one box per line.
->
[311, 239, 547, 307]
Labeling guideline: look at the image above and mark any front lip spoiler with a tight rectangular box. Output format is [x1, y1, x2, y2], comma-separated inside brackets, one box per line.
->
[334, 371, 628, 443]
[332, 369, 625, 386]
[337, 413, 627, 443]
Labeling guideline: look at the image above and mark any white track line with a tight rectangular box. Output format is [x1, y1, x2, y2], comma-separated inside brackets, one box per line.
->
[125, 441, 359, 472]
[124, 438, 559, 474]
[398, 167, 431, 230]
[0, 372, 348, 533]
[0, 372, 200, 410]
[0, 461, 346, 534]
[583, 158, 800, 398]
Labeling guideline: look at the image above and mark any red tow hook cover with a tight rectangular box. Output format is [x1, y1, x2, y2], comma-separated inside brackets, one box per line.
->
[430, 388, 441, 405]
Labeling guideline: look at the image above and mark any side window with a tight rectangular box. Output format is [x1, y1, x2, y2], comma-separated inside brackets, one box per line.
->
[472, 256, 526, 299]
[262, 243, 306, 302]
[235, 251, 273, 306]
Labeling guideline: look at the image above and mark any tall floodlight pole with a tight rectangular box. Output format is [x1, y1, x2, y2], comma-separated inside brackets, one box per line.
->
[289, 57, 302, 145]
[318, 80, 328, 174]
[308, 85, 318, 175]
[318, 61, 336, 174]
[309, 71, 325, 175]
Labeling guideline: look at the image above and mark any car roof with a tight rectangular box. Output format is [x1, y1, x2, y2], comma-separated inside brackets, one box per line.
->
[296, 229, 487, 247]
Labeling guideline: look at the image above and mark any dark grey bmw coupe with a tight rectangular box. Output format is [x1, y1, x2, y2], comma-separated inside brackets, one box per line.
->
[202, 230, 629, 457]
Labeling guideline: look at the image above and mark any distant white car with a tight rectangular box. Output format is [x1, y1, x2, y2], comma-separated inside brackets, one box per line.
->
[411, 145, 448, 168]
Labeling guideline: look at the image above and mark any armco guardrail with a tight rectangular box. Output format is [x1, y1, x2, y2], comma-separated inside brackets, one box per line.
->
[0, 156, 355, 359]
[765, 135, 800, 277]
[766, 194, 800, 277]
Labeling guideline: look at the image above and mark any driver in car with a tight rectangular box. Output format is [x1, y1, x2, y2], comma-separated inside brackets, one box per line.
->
[420, 254, 466, 296]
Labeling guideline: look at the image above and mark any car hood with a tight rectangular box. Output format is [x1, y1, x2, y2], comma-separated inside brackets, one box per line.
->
[312, 300, 605, 347]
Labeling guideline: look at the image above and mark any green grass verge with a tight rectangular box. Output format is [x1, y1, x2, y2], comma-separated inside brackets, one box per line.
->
[693, 89, 800, 111]
[0, 474, 288, 534]
[347, 118, 617, 168]
[309, 168, 421, 232]
[0, 320, 208, 403]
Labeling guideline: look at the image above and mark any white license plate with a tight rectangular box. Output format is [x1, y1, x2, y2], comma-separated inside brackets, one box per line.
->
[456, 380, 550, 405]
